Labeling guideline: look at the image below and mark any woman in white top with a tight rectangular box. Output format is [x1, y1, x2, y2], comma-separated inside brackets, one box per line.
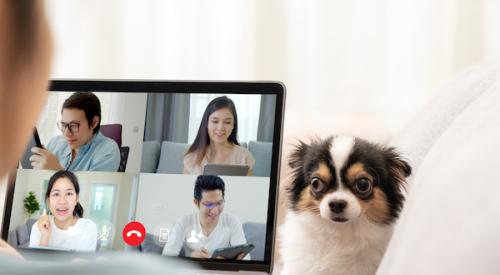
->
[29, 170, 98, 252]
[183, 96, 256, 175]
[162, 175, 250, 260]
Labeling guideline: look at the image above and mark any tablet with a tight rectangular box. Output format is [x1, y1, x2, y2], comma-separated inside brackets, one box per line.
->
[203, 164, 249, 176]
[20, 127, 43, 169]
[212, 244, 255, 259]
[3, 80, 286, 273]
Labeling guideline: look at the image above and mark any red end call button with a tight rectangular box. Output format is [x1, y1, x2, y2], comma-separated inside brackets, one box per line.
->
[122, 221, 146, 246]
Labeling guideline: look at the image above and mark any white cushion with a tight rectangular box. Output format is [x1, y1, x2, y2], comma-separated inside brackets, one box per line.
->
[378, 63, 500, 275]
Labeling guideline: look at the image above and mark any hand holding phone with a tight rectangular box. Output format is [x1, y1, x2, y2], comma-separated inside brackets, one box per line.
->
[30, 147, 63, 170]
[20, 127, 43, 169]
[32, 127, 43, 148]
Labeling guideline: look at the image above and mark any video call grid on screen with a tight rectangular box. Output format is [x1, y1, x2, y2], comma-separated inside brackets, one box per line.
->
[2, 80, 284, 270]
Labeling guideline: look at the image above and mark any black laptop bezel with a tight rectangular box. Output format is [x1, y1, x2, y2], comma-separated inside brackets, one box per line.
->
[1, 79, 285, 273]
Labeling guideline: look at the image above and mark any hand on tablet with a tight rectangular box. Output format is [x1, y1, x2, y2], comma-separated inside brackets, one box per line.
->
[235, 252, 246, 260]
[215, 252, 246, 260]
[30, 147, 64, 170]
[190, 247, 209, 258]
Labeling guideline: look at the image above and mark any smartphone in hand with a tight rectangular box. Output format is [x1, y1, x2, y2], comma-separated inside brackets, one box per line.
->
[20, 127, 43, 169]
[32, 127, 43, 148]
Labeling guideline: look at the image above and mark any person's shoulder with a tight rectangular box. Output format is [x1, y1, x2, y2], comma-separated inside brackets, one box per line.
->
[77, 218, 98, 230]
[96, 132, 116, 145]
[176, 213, 197, 226]
[232, 144, 255, 164]
[78, 217, 96, 224]
[184, 213, 198, 222]
[95, 132, 120, 151]
[184, 151, 195, 161]
[30, 220, 39, 232]
[183, 151, 197, 167]
[220, 213, 241, 226]
[232, 144, 252, 156]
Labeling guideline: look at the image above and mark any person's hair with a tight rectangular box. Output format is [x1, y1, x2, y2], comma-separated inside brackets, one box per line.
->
[62, 92, 101, 134]
[45, 170, 84, 218]
[186, 96, 239, 165]
[194, 175, 225, 201]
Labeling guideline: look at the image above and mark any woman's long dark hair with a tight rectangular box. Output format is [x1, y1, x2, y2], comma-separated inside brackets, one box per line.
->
[45, 170, 84, 218]
[186, 96, 239, 165]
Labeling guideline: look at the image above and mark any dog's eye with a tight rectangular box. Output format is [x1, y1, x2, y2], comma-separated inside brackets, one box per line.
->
[355, 178, 372, 196]
[311, 177, 326, 192]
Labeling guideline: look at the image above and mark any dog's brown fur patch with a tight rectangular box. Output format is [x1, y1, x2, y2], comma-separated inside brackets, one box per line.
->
[346, 162, 373, 183]
[296, 185, 320, 214]
[313, 162, 332, 183]
[359, 188, 390, 224]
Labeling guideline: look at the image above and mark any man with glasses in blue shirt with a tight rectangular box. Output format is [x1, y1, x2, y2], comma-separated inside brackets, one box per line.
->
[30, 92, 120, 172]
[162, 175, 250, 260]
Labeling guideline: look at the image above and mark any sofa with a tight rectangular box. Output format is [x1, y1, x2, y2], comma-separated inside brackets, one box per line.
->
[374, 63, 500, 275]
[7, 218, 36, 249]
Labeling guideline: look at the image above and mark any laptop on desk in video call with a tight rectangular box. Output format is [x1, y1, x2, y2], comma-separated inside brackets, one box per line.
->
[1, 80, 285, 274]
[203, 164, 250, 177]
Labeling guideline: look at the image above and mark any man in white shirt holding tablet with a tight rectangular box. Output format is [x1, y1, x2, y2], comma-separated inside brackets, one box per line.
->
[162, 175, 250, 260]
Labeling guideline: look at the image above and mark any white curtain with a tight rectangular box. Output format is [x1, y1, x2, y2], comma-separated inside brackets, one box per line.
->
[45, 0, 500, 143]
[188, 94, 261, 144]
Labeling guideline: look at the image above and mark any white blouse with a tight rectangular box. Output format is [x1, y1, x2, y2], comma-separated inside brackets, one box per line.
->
[29, 216, 98, 252]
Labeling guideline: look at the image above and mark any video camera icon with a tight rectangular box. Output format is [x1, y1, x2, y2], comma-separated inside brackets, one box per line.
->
[122, 221, 146, 246]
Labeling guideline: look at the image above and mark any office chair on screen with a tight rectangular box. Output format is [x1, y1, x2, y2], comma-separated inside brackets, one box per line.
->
[100, 124, 129, 172]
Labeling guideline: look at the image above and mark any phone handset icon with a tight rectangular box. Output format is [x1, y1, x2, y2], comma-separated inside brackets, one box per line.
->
[127, 230, 142, 238]
[123, 221, 146, 246]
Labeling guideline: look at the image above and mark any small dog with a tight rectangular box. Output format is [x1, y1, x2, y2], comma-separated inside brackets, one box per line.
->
[280, 136, 411, 275]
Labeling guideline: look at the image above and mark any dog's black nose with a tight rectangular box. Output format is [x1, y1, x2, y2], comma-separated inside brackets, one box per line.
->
[329, 200, 347, 213]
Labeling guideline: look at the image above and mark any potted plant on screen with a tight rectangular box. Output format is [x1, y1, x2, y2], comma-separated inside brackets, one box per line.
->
[23, 191, 40, 221]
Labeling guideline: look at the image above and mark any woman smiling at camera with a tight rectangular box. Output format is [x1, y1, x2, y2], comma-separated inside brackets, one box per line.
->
[29, 170, 98, 252]
[183, 96, 255, 175]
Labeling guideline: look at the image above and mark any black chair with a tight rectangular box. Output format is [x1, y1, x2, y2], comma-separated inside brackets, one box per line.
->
[100, 124, 129, 172]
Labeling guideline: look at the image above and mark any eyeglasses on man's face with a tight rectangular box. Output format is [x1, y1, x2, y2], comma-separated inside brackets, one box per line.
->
[57, 122, 80, 134]
[200, 200, 225, 209]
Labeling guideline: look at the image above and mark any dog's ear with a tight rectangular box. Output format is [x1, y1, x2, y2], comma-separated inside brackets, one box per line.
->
[383, 147, 412, 183]
[288, 140, 309, 169]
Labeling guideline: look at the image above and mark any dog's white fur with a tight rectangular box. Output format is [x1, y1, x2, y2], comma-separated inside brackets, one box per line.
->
[279, 136, 395, 275]
[280, 211, 393, 275]
[319, 189, 362, 221]
[330, 135, 355, 178]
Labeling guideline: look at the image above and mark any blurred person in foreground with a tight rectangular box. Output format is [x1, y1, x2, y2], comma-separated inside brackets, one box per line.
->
[0, 1, 194, 274]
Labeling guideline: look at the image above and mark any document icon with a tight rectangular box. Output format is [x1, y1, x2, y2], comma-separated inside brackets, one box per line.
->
[159, 228, 170, 243]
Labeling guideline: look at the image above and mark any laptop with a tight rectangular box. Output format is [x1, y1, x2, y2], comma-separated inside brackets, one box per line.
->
[1, 80, 285, 274]
[203, 164, 249, 176]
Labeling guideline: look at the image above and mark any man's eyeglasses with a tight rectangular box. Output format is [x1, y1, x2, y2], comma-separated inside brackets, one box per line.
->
[57, 122, 80, 134]
[200, 200, 225, 209]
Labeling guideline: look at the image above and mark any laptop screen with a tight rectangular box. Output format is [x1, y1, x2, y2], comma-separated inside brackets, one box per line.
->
[1, 80, 285, 272]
